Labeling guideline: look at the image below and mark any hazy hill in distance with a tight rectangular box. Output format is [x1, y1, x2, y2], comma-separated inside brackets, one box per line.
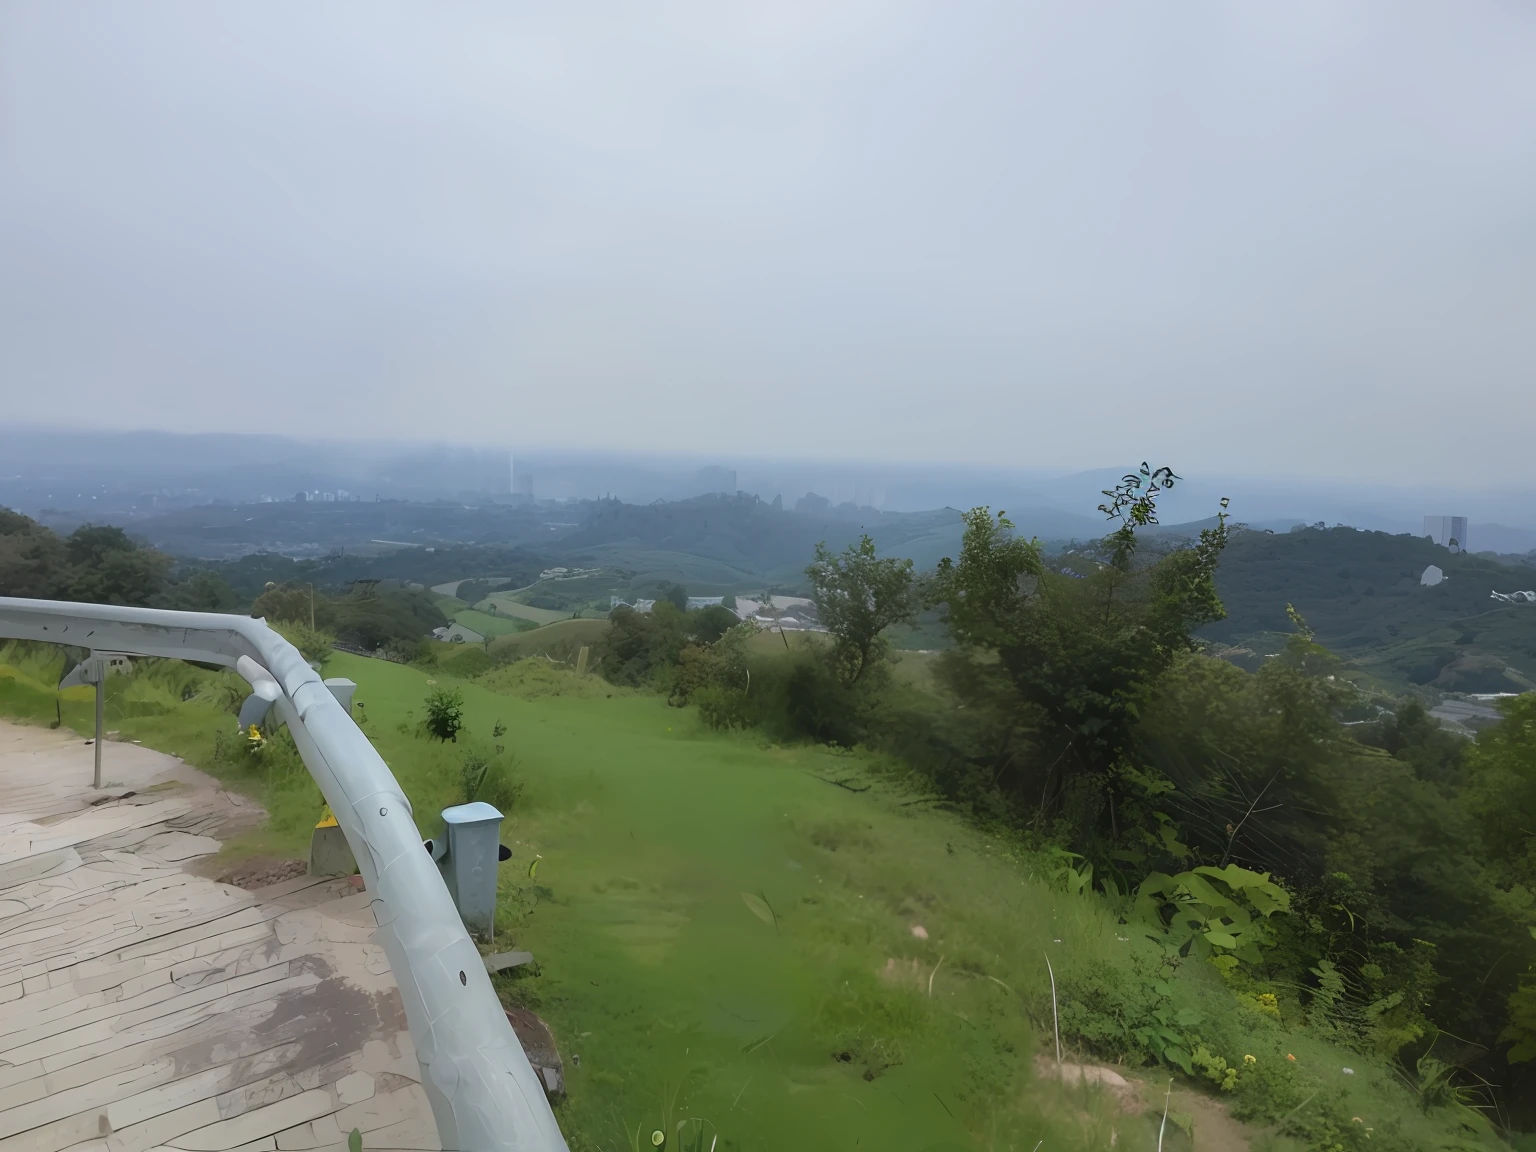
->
[6, 427, 1535, 545]
[1200, 525, 1536, 694]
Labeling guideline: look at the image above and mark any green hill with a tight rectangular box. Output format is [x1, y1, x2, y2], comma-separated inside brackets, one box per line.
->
[1203, 526, 1536, 692]
[0, 645, 1506, 1151]
[486, 617, 611, 664]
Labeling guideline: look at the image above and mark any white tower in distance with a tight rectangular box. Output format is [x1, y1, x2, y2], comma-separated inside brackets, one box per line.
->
[1424, 515, 1470, 553]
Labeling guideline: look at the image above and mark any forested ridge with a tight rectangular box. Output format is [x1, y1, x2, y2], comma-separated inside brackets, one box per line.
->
[0, 508, 447, 657]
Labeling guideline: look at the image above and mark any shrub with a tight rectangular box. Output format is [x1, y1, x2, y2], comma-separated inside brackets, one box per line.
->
[458, 746, 523, 813]
[695, 685, 755, 731]
[271, 620, 336, 667]
[750, 650, 865, 746]
[424, 687, 465, 742]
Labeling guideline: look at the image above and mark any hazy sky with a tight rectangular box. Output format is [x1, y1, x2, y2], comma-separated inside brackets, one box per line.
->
[2, 3, 1533, 485]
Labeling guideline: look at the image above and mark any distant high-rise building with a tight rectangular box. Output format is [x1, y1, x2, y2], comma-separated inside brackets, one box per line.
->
[696, 466, 736, 495]
[294, 491, 308, 502]
[1424, 515, 1470, 553]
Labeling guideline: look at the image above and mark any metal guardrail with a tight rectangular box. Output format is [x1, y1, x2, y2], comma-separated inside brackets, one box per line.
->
[0, 597, 568, 1152]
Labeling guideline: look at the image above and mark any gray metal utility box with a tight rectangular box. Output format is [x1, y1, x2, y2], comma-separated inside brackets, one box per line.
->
[434, 801, 508, 939]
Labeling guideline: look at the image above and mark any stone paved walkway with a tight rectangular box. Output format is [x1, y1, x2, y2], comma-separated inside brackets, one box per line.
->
[0, 722, 441, 1152]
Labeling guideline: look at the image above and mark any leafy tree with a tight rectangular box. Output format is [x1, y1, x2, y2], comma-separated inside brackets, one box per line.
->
[160, 568, 240, 612]
[329, 586, 446, 651]
[1464, 693, 1536, 889]
[63, 525, 171, 606]
[251, 581, 446, 652]
[689, 604, 739, 644]
[602, 602, 689, 686]
[456, 579, 492, 606]
[64, 524, 139, 569]
[928, 468, 1230, 860]
[0, 509, 68, 598]
[251, 583, 318, 627]
[806, 535, 916, 685]
[1353, 697, 1467, 789]
[1140, 624, 1532, 1062]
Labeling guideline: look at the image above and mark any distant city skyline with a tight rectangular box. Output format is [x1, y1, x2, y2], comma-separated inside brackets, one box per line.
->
[3, 426, 1535, 553]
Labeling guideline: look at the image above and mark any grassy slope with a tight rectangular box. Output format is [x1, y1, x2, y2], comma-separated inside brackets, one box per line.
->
[349, 655, 1205, 1150]
[446, 607, 537, 637]
[487, 619, 611, 664]
[482, 593, 580, 626]
[0, 644, 1507, 1151]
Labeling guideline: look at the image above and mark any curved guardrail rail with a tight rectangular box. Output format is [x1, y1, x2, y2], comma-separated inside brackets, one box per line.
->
[0, 597, 568, 1152]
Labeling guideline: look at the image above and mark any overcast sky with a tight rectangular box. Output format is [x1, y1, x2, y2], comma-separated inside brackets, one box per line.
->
[2, 3, 1532, 486]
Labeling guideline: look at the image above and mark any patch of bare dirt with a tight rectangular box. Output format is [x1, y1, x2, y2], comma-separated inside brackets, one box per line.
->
[1163, 1085, 1253, 1152]
[1034, 1057, 1254, 1151]
[215, 855, 308, 889]
[1035, 1056, 1144, 1112]
[504, 1005, 566, 1098]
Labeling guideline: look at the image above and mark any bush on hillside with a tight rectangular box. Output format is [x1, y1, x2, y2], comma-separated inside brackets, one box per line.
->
[600, 600, 751, 686]
[271, 620, 336, 667]
[748, 649, 867, 746]
[458, 745, 523, 814]
[694, 684, 755, 731]
[424, 687, 465, 742]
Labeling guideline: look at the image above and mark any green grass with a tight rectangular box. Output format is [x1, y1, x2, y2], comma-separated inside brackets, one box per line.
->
[337, 654, 1151, 1149]
[447, 607, 537, 638]
[482, 594, 581, 626]
[487, 618, 611, 665]
[0, 640, 1511, 1151]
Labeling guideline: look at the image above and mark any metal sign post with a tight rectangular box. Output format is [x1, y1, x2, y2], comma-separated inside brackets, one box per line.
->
[59, 651, 115, 789]
[93, 668, 104, 788]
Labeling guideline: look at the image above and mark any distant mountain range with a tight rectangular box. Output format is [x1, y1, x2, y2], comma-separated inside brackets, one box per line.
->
[4, 425, 1532, 557]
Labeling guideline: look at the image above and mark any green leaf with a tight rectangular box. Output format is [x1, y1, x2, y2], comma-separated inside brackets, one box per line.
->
[741, 891, 777, 929]
[348, 1129, 362, 1152]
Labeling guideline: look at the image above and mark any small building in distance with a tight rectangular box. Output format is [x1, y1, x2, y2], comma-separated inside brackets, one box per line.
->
[434, 621, 486, 644]
[609, 597, 657, 614]
[1424, 515, 1470, 553]
[695, 466, 737, 496]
